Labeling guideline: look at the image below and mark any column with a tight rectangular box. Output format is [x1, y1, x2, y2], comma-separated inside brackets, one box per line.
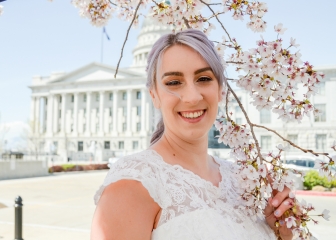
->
[86, 92, 92, 135]
[113, 90, 118, 134]
[61, 93, 67, 134]
[53, 95, 59, 133]
[73, 92, 79, 135]
[141, 89, 146, 133]
[46, 94, 54, 136]
[42, 97, 48, 133]
[35, 97, 40, 134]
[99, 91, 105, 135]
[126, 89, 132, 134]
[30, 96, 36, 133]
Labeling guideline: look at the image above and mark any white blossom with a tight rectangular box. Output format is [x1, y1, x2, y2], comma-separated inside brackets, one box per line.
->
[322, 209, 331, 221]
[285, 216, 297, 228]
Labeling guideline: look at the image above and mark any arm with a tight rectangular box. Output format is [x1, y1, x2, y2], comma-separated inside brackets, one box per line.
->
[91, 180, 161, 240]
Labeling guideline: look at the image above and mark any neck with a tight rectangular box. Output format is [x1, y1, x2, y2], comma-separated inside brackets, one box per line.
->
[153, 130, 210, 171]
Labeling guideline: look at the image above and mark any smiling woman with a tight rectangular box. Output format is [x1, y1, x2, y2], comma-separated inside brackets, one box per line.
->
[91, 29, 293, 240]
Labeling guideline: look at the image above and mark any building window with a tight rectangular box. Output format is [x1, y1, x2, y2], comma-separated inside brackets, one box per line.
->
[133, 141, 139, 149]
[288, 134, 298, 151]
[59, 96, 62, 103]
[136, 106, 141, 116]
[260, 109, 271, 124]
[96, 108, 99, 114]
[104, 141, 110, 150]
[109, 107, 113, 117]
[136, 91, 141, 100]
[78, 141, 83, 152]
[136, 122, 141, 132]
[83, 108, 86, 117]
[119, 141, 124, 149]
[122, 122, 126, 132]
[122, 106, 127, 117]
[109, 92, 113, 101]
[236, 118, 242, 124]
[71, 124, 74, 132]
[109, 123, 113, 132]
[235, 106, 241, 112]
[59, 109, 61, 118]
[96, 123, 99, 132]
[317, 82, 325, 95]
[122, 92, 127, 100]
[96, 93, 100, 102]
[84, 94, 87, 102]
[314, 104, 326, 122]
[260, 136, 272, 150]
[71, 95, 74, 103]
[316, 134, 327, 150]
[83, 124, 86, 132]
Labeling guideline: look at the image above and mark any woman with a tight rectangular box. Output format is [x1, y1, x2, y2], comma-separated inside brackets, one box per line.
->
[91, 29, 294, 240]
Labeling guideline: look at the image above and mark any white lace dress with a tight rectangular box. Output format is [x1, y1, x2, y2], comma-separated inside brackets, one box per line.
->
[94, 149, 277, 240]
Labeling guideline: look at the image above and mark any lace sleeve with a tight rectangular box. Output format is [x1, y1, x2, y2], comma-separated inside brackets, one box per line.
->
[94, 154, 165, 208]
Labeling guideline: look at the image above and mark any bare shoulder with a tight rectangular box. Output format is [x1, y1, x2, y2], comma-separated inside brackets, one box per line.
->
[91, 180, 160, 240]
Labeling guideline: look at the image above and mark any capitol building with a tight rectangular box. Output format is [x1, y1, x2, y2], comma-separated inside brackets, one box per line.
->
[29, 18, 336, 162]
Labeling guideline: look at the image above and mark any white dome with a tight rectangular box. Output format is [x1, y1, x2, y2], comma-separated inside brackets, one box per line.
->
[130, 14, 173, 70]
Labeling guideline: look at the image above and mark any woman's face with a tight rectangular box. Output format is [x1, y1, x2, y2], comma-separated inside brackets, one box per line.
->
[150, 44, 222, 142]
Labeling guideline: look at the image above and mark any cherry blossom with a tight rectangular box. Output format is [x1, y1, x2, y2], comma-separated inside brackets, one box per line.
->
[285, 216, 297, 228]
[321, 209, 330, 221]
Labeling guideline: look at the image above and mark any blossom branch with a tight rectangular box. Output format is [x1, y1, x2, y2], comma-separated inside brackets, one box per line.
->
[114, 0, 142, 78]
[253, 123, 331, 159]
[199, 0, 233, 43]
[227, 83, 264, 162]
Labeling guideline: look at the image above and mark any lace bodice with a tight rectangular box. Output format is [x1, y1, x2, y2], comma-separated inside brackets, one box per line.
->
[94, 149, 276, 240]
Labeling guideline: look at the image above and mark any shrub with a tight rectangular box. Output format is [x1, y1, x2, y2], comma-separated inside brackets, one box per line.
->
[49, 165, 63, 173]
[304, 170, 336, 190]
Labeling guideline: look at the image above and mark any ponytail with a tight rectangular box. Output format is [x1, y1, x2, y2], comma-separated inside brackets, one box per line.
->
[150, 118, 164, 145]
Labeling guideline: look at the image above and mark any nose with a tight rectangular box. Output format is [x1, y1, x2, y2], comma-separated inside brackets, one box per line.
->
[181, 83, 203, 105]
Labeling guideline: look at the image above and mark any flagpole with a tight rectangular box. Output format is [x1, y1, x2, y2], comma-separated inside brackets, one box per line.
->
[101, 28, 104, 63]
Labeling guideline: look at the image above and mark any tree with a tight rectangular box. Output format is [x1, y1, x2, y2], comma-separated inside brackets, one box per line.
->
[21, 120, 42, 161]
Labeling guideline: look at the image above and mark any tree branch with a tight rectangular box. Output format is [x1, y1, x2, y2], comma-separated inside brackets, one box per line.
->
[183, 17, 191, 29]
[227, 83, 264, 162]
[108, 0, 117, 7]
[114, 1, 142, 78]
[252, 123, 331, 159]
[199, 0, 233, 43]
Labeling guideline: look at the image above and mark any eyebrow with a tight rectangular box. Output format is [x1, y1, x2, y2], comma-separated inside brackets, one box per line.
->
[161, 67, 213, 79]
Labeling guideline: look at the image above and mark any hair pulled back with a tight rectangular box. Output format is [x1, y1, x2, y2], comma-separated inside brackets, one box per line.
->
[146, 29, 226, 145]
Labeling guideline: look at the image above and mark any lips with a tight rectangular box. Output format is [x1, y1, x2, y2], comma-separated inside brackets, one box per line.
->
[179, 110, 206, 119]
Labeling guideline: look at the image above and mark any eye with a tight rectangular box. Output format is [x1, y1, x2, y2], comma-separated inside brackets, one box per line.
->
[198, 76, 213, 82]
[165, 80, 181, 86]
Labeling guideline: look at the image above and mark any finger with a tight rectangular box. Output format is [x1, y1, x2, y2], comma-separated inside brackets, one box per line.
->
[273, 198, 295, 218]
[264, 197, 274, 218]
[271, 186, 291, 208]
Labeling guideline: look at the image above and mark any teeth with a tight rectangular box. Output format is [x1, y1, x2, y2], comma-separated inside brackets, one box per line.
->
[181, 110, 204, 119]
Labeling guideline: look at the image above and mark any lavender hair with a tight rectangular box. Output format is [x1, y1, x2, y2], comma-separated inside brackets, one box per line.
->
[146, 29, 226, 145]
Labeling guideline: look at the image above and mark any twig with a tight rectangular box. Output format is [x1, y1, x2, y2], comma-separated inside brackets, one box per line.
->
[183, 17, 191, 29]
[114, 1, 142, 78]
[108, 0, 117, 7]
[199, 0, 233, 43]
[227, 83, 264, 162]
[226, 78, 238, 81]
[225, 86, 230, 121]
[226, 61, 244, 64]
[252, 123, 331, 159]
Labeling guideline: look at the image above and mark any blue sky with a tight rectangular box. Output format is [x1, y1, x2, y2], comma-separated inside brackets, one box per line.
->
[0, 0, 336, 144]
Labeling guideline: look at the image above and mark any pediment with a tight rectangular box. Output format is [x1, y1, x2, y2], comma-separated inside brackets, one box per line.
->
[48, 62, 144, 84]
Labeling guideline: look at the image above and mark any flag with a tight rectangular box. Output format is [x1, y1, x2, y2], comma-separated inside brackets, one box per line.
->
[103, 27, 110, 41]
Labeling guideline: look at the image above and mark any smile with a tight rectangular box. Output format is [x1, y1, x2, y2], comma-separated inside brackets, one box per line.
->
[179, 110, 206, 119]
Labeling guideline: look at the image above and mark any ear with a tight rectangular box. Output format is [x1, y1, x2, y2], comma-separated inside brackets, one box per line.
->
[150, 88, 161, 109]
